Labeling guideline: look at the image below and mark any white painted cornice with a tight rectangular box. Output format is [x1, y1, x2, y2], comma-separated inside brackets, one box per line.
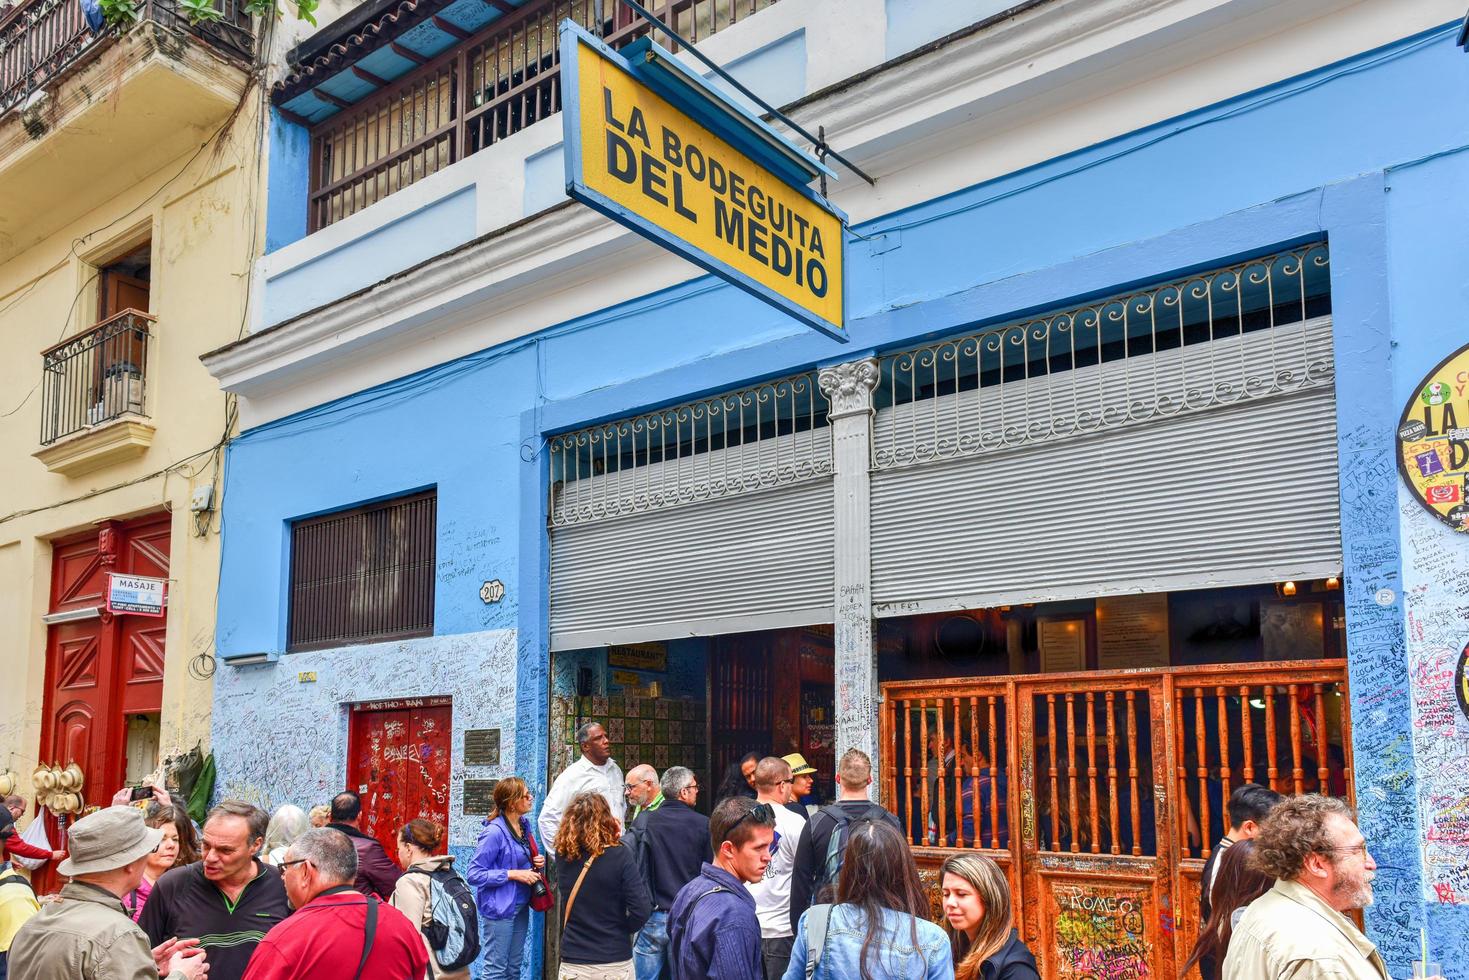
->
[206, 0, 1462, 413]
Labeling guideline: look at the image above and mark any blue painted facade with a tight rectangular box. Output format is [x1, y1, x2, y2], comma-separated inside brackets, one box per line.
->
[216, 22, 1469, 977]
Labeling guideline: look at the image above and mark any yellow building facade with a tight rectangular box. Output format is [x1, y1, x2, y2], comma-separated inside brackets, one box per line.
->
[0, 0, 261, 846]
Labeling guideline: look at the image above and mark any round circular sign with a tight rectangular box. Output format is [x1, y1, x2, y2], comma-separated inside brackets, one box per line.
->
[1397, 341, 1469, 532]
[1457, 643, 1469, 724]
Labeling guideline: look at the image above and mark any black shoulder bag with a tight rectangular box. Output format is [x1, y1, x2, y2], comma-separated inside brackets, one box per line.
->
[354, 895, 379, 980]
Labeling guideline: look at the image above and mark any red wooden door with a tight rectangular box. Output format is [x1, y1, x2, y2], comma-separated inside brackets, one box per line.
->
[37, 514, 170, 891]
[348, 698, 453, 859]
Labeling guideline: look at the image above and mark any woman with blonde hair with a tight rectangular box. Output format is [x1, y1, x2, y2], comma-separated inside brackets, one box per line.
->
[939, 854, 1039, 980]
[553, 792, 651, 980]
[308, 804, 331, 828]
[467, 776, 547, 980]
[262, 804, 310, 865]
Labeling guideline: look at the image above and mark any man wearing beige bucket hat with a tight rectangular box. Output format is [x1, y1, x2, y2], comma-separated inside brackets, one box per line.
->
[8, 806, 209, 980]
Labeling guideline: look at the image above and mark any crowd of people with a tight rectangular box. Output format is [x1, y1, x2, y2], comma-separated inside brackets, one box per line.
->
[0, 720, 1431, 980]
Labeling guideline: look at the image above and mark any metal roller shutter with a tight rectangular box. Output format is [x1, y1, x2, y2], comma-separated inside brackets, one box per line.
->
[550, 478, 834, 650]
[870, 316, 1340, 615]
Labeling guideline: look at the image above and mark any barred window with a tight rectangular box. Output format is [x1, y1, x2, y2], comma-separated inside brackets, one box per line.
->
[288, 490, 437, 651]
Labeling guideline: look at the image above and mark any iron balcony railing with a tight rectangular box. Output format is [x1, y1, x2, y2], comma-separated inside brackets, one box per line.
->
[0, 0, 254, 117]
[40, 309, 154, 445]
[302, 0, 778, 230]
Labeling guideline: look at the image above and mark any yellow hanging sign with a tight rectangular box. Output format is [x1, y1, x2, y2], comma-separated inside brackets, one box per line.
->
[562, 24, 846, 339]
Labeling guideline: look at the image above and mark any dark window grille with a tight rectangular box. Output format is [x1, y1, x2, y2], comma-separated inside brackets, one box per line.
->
[300, 0, 780, 230]
[288, 490, 437, 651]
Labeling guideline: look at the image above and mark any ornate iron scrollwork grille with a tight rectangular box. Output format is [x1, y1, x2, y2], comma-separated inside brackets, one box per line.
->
[549, 371, 833, 526]
[872, 244, 1332, 469]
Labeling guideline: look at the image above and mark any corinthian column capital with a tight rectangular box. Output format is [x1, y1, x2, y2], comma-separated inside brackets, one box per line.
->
[818, 357, 879, 420]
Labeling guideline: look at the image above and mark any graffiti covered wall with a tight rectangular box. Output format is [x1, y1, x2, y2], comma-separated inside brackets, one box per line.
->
[211, 630, 518, 847]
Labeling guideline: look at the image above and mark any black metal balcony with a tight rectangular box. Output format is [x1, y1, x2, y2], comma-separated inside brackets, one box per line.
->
[40, 310, 154, 445]
[0, 0, 254, 117]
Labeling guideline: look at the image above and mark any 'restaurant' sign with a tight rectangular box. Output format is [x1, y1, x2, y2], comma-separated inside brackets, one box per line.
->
[560, 21, 846, 340]
[106, 573, 166, 616]
[1397, 340, 1469, 531]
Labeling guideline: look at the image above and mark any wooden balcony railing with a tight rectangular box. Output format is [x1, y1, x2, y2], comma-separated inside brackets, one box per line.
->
[0, 0, 254, 118]
[306, 0, 779, 230]
[40, 310, 155, 445]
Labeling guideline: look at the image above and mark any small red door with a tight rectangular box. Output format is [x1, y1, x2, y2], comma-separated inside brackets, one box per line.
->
[347, 698, 453, 859]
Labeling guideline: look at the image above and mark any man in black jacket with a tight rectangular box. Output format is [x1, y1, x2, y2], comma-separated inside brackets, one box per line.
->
[788, 748, 900, 933]
[631, 766, 710, 980]
[325, 791, 401, 900]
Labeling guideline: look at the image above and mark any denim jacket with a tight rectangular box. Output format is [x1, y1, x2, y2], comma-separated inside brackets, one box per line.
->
[784, 904, 952, 980]
[466, 815, 535, 921]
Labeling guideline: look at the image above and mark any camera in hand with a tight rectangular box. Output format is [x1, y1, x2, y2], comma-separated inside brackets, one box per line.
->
[530, 875, 549, 899]
[128, 785, 153, 802]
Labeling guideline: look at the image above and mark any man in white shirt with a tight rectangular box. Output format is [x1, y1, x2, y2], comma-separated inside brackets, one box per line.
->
[745, 756, 806, 980]
[538, 721, 626, 851]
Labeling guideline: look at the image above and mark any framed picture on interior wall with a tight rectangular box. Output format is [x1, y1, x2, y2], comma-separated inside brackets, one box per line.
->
[1261, 600, 1325, 661]
[1039, 618, 1087, 672]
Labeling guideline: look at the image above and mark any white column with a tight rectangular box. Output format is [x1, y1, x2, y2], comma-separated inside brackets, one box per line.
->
[819, 358, 880, 799]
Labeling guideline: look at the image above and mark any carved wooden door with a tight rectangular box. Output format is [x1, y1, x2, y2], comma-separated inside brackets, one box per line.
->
[38, 514, 171, 892]
[1014, 674, 1178, 980]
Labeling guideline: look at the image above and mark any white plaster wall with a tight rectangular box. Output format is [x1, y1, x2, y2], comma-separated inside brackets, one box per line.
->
[211, 630, 517, 846]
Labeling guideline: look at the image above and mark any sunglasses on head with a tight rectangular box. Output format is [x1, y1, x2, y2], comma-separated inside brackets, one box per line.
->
[728, 803, 780, 852]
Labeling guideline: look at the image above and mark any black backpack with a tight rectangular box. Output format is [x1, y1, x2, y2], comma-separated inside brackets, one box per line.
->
[812, 804, 888, 898]
[624, 811, 655, 897]
[404, 865, 481, 972]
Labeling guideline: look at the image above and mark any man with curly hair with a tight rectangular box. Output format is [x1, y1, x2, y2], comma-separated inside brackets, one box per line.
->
[1223, 794, 1398, 980]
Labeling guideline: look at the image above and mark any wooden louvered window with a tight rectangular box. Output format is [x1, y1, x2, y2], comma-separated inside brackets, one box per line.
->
[288, 490, 437, 651]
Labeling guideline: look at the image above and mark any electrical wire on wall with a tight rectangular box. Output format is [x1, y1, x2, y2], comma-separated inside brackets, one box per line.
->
[0, 12, 275, 528]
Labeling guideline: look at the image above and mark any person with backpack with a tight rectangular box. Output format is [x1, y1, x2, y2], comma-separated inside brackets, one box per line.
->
[553, 792, 652, 979]
[0, 863, 41, 980]
[783, 820, 951, 980]
[242, 827, 428, 980]
[787, 749, 901, 935]
[467, 776, 549, 980]
[630, 767, 710, 980]
[391, 818, 477, 979]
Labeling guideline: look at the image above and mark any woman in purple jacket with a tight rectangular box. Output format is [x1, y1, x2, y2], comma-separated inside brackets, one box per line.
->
[468, 777, 546, 980]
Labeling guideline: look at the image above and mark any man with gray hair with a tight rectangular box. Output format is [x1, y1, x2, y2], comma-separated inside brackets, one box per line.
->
[142, 800, 290, 980]
[241, 828, 427, 980]
[625, 764, 663, 822]
[538, 720, 625, 849]
[631, 766, 709, 980]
